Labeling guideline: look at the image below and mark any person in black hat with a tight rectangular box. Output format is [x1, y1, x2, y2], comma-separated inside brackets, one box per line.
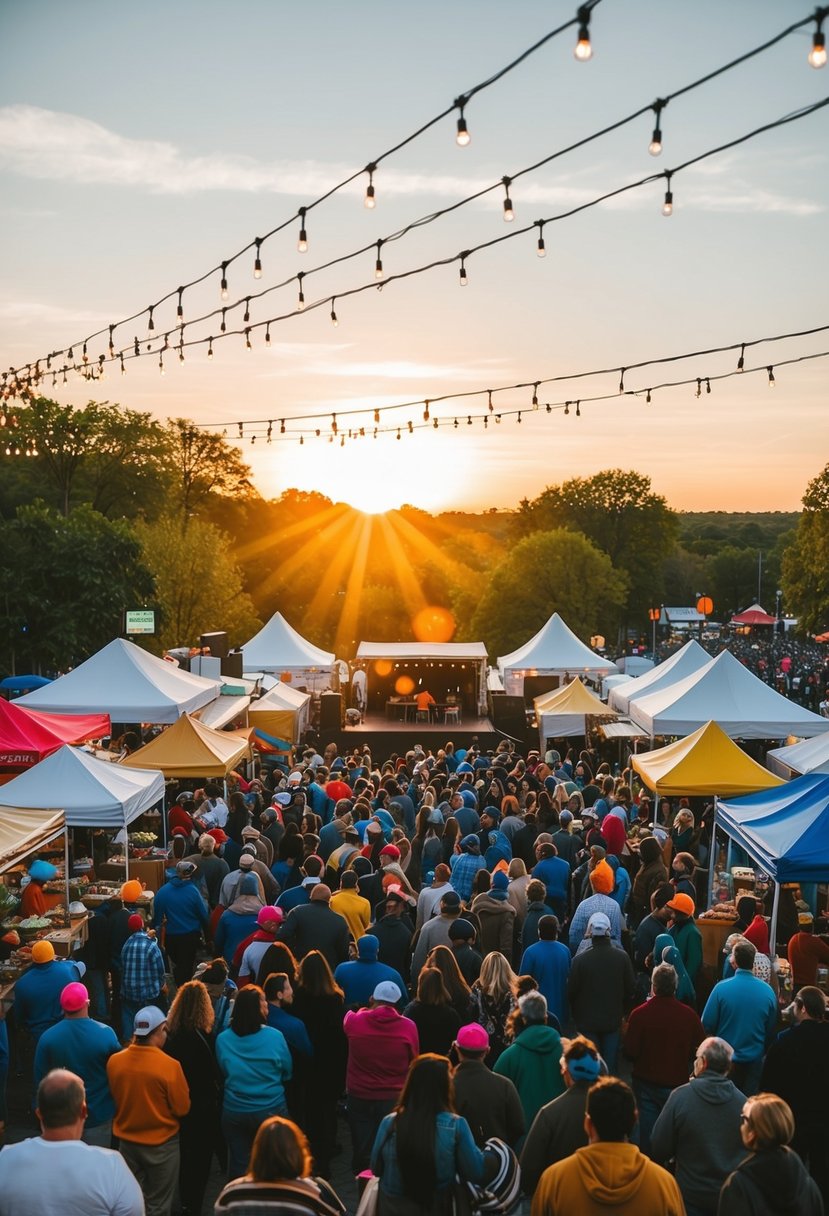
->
[411, 890, 462, 979]
[448, 919, 483, 985]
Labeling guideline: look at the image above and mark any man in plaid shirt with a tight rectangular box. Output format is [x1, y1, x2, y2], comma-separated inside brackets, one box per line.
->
[449, 835, 488, 902]
[119, 914, 165, 1042]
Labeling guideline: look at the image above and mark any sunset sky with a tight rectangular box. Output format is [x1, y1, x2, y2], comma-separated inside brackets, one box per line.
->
[1, 0, 827, 515]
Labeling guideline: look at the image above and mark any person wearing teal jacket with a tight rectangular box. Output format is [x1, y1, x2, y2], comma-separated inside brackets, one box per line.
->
[493, 990, 564, 1134]
[666, 894, 703, 990]
[653, 932, 696, 1006]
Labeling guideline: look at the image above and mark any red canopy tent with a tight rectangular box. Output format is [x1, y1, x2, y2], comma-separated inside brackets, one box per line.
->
[0, 699, 110, 777]
[730, 603, 777, 627]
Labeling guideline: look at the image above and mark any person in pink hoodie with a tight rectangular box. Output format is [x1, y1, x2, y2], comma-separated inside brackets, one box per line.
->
[344, 980, 419, 1172]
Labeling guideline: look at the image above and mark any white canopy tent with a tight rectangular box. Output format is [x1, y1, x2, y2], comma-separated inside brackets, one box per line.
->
[766, 733, 829, 779]
[16, 638, 221, 724]
[0, 808, 66, 875]
[628, 649, 829, 740]
[608, 639, 711, 714]
[241, 613, 334, 690]
[497, 613, 617, 696]
[0, 744, 165, 828]
[356, 641, 489, 715]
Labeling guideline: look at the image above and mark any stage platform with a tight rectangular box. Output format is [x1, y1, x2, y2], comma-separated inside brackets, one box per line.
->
[317, 710, 517, 758]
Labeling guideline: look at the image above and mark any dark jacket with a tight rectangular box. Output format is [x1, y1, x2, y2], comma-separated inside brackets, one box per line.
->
[520, 1082, 590, 1194]
[452, 1058, 525, 1148]
[279, 902, 350, 970]
[651, 1071, 746, 1209]
[165, 1025, 222, 1133]
[718, 1146, 823, 1216]
[521, 900, 548, 950]
[368, 914, 413, 982]
[760, 1018, 829, 1138]
[567, 937, 634, 1034]
[470, 892, 516, 959]
[402, 1000, 461, 1057]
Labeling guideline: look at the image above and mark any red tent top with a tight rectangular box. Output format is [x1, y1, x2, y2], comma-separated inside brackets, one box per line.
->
[730, 604, 777, 627]
[0, 699, 110, 767]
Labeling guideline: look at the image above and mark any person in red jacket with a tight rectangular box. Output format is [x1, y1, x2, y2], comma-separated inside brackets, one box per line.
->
[343, 980, 419, 1173]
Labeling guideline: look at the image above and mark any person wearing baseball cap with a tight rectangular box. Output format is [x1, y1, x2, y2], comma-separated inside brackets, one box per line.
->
[343, 979, 419, 1172]
[152, 858, 209, 988]
[568, 860, 624, 954]
[34, 981, 121, 1145]
[107, 1007, 190, 1213]
[452, 1022, 525, 1147]
[665, 892, 703, 993]
[411, 889, 463, 980]
[12, 939, 83, 1043]
[567, 911, 635, 1072]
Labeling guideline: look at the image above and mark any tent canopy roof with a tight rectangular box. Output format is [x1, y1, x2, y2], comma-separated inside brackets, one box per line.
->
[120, 713, 250, 778]
[0, 807, 65, 875]
[16, 638, 220, 723]
[632, 720, 785, 796]
[0, 745, 164, 827]
[356, 641, 487, 661]
[716, 774, 829, 883]
[251, 682, 312, 711]
[628, 648, 829, 740]
[0, 699, 110, 764]
[242, 613, 334, 672]
[766, 733, 829, 777]
[498, 613, 616, 675]
[731, 603, 777, 626]
[609, 639, 710, 714]
[534, 679, 615, 716]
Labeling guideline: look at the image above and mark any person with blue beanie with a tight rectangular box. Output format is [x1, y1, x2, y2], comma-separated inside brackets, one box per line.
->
[334, 935, 407, 1010]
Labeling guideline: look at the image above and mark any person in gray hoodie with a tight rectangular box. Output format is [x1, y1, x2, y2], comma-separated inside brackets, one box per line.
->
[651, 1035, 746, 1216]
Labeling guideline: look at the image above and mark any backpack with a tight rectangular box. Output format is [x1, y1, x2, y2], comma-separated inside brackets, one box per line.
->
[464, 1137, 521, 1214]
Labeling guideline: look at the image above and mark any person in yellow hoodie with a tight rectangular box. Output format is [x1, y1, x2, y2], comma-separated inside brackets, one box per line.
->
[329, 870, 371, 943]
[531, 1077, 684, 1216]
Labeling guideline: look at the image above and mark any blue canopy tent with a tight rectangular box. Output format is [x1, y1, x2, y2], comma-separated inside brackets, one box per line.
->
[714, 773, 829, 950]
[0, 674, 53, 696]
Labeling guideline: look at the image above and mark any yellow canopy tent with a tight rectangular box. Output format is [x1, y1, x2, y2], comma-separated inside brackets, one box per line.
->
[248, 682, 311, 746]
[119, 714, 251, 779]
[535, 678, 616, 741]
[631, 720, 786, 797]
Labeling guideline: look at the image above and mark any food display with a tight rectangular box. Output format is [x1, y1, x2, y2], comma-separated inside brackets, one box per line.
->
[698, 902, 739, 922]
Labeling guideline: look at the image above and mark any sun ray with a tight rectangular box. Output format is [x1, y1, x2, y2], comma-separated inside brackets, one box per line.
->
[386, 509, 480, 583]
[235, 500, 349, 564]
[253, 507, 356, 602]
[304, 512, 372, 633]
[374, 513, 427, 620]
[334, 513, 374, 654]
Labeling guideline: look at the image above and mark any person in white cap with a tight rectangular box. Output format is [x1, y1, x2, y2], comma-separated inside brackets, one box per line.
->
[343, 980, 419, 1173]
[107, 1006, 190, 1216]
[567, 912, 634, 1073]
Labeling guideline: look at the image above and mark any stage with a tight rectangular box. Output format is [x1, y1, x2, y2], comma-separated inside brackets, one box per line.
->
[317, 710, 528, 758]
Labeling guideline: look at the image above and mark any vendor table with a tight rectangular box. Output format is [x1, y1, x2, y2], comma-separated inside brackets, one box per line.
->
[43, 918, 88, 958]
[98, 858, 166, 892]
[695, 917, 738, 969]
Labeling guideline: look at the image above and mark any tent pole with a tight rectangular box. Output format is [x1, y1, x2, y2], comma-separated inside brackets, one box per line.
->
[770, 880, 781, 960]
[63, 828, 71, 912]
[708, 806, 718, 907]
[124, 807, 130, 881]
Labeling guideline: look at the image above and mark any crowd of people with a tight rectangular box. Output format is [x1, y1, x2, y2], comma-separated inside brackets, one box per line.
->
[0, 735, 827, 1216]
[657, 633, 829, 711]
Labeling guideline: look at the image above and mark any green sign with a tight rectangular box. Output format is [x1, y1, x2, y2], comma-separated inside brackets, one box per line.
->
[125, 609, 156, 635]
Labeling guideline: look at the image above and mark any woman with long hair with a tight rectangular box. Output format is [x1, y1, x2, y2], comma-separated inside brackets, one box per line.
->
[426, 945, 474, 1021]
[214, 1115, 345, 1214]
[440, 817, 460, 865]
[403, 967, 462, 1057]
[291, 951, 347, 1178]
[507, 857, 531, 925]
[165, 979, 223, 1213]
[371, 1054, 486, 1215]
[470, 951, 518, 1064]
[409, 807, 444, 886]
[255, 940, 298, 988]
[216, 985, 294, 1180]
[718, 1093, 822, 1215]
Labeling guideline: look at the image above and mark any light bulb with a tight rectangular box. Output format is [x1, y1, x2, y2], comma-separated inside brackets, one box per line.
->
[297, 274, 305, 311]
[649, 127, 662, 156]
[330, 300, 338, 327]
[221, 263, 229, 299]
[574, 23, 592, 61]
[456, 116, 470, 146]
[375, 259, 384, 280]
[265, 327, 271, 347]
[767, 366, 775, 387]
[298, 229, 307, 253]
[503, 198, 514, 222]
[662, 190, 673, 217]
[459, 262, 468, 286]
[254, 257, 262, 279]
[809, 30, 826, 68]
[207, 340, 213, 360]
[365, 183, 376, 209]
[536, 234, 546, 257]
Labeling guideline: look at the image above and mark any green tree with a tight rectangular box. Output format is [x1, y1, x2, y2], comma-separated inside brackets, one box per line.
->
[164, 420, 256, 525]
[704, 546, 763, 618]
[0, 502, 155, 674]
[135, 514, 261, 651]
[513, 470, 677, 623]
[782, 464, 829, 634]
[470, 529, 628, 657]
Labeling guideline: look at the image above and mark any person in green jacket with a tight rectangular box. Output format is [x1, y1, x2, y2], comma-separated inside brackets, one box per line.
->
[666, 894, 703, 993]
[493, 990, 564, 1133]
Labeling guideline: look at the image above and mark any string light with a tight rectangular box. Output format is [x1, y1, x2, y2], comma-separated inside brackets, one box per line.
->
[330, 298, 339, 327]
[532, 383, 539, 407]
[564, 401, 570, 415]
[265, 324, 271, 347]
[297, 273, 306, 311]
[488, 390, 494, 412]
[423, 400, 430, 422]
[159, 352, 165, 376]
[147, 308, 154, 333]
[108, 325, 115, 355]
[120, 353, 126, 376]
[502, 177, 514, 222]
[254, 240, 263, 279]
[280, 419, 286, 434]
[220, 262, 229, 300]
[365, 164, 377, 208]
[574, 5, 593, 60]
[696, 378, 702, 398]
[245, 328, 252, 350]
[575, 401, 581, 416]
[649, 99, 666, 155]
[619, 367, 626, 393]
[706, 377, 711, 393]
[220, 309, 227, 334]
[176, 288, 184, 326]
[459, 255, 468, 287]
[737, 343, 745, 371]
[243, 298, 251, 323]
[809, 13, 827, 67]
[297, 207, 308, 253]
[455, 97, 470, 146]
[374, 408, 381, 423]
[207, 338, 214, 360]
[375, 240, 384, 280]
[536, 222, 546, 257]
[767, 365, 775, 386]
[662, 172, 674, 216]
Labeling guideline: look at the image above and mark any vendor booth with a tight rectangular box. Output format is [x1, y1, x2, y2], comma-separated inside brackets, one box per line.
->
[0, 698, 110, 779]
[608, 639, 710, 714]
[627, 648, 829, 740]
[632, 720, 785, 798]
[498, 613, 616, 699]
[766, 733, 829, 779]
[714, 774, 829, 953]
[729, 603, 778, 629]
[248, 681, 311, 745]
[119, 712, 251, 779]
[16, 637, 221, 723]
[355, 641, 488, 719]
[241, 612, 335, 691]
[535, 679, 617, 744]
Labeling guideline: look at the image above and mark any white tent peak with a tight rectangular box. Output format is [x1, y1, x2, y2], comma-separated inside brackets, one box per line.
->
[609, 638, 710, 714]
[0, 744, 164, 827]
[242, 612, 334, 673]
[16, 638, 220, 723]
[498, 613, 617, 676]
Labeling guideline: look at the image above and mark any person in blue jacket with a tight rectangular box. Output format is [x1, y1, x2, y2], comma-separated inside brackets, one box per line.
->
[334, 934, 407, 1010]
[518, 915, 571, 1027]
[12, 939, 82, 1042]
[152, 859, 208, 986]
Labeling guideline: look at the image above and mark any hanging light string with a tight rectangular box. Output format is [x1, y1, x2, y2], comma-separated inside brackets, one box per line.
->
[190, 323, 829, 435]
[6, 2, 603, 380]
[211, 347, 829, 448]
[6, 92, 822, 404]
[6, 5, 825, 389]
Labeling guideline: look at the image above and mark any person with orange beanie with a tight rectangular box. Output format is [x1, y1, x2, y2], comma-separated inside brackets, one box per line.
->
[568, 861, 625, 954]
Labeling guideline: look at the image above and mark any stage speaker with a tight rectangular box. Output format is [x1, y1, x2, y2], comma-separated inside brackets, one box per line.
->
[221, 650, 243, 678]
[200, 630, 229, 658]
[319, 691, 343, 730]
[489, 694, 528, 740]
